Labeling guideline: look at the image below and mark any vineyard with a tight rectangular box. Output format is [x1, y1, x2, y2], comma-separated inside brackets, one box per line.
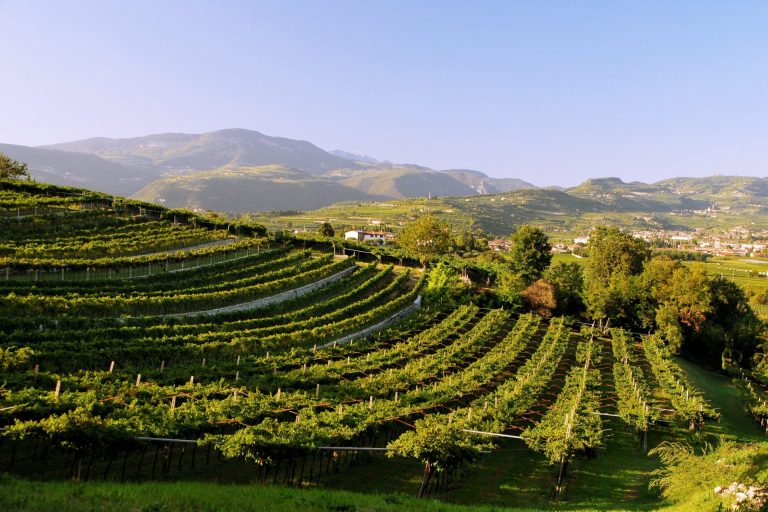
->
[0, 182, 731, 507]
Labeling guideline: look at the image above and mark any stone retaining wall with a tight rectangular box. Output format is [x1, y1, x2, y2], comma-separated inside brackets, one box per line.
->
[165, 265, 356, 318]
[320, 294, 422, 348]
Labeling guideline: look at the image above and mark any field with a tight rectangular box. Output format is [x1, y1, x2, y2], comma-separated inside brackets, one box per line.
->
[1, 181, 767, 511]
[247, 197, 477, 235]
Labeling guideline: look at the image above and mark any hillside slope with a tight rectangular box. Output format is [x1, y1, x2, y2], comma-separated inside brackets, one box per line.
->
[340, 166, 479, 199]
[132, 165, 388, 212]
[44, 128, 356, 175]
[567, 177, 710, 211]
[0, 143, 156, 195]
[440, 169, 535, 194]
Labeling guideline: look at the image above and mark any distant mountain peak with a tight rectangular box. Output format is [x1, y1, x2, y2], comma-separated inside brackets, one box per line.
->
[43, 129, 356, 175]
[8, 127, 537, 211]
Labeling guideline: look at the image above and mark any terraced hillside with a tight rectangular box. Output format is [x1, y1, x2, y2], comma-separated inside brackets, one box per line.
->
[0, 181, 741, 509]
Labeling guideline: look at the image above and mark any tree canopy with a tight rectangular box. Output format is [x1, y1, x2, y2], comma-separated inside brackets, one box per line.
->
[508, 225, 552, 284]
[0, 153, 30, 181]
[544, 262, 584, 316]
[397, 214, 452, 265]
[583, 227, 650, 324]
[317, 222, 335, 237]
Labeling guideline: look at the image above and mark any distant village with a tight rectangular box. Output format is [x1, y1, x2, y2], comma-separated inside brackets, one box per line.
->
[289, 215, 768, 259]
[495, 227, 768, 259]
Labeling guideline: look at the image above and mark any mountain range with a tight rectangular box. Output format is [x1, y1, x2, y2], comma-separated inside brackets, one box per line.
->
[1, 129, 766, 216]
[0, 129, 535, 212]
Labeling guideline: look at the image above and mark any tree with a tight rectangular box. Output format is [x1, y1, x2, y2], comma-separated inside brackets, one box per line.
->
[452, 230, 488, 255]
[638, 256, 682, 328]
[522, 279, 557, 318]
[692, 276, 763, 367]
[494, 270, 526, 309]
[397, 214, 452, 266]
[424, 262, 464, 302]
[317, 222, 335, 237]
[587, 271, 644, 329]
[634, 256, 763, 365]
[508, 225, 552, 283]
[544, 262, 584, 315]
[585, 227, 649, 281]
[583, 227, 650, 325]
[0, 152, 30, 180]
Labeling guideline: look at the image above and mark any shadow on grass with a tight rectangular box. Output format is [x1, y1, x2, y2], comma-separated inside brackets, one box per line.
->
[676, 357, 765, 441]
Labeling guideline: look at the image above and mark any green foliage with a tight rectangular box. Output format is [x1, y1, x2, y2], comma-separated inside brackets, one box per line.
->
[642, 335, 719, 424]
[699, 277, 764, 367]
[452, 230, 488, 255]
[0, 152, 29, 181]
[610, 329, 657, 432]
[544, 262, 584, 315]
[584, 226, 649, 324]
[650, 440, 768, 511]
[508, 225, 552, 284]
[494, 270, 526, 309]
[655, 303, 685, 354]
[2, 179, 766, 506]
[317, 222, 335, 237]
[734, 378, 768, 426]
[425, 261, 464, 301]
[585, 226, 650, 280]
[0, 346, 34, 371]
[387, 415, 485, 472]
[619, 254, 764, 365]
[523, 338, 603, 464]
[755, 349, 768, 382]
[588, 271, 645, 328]
[5, 406, 137, 453]
[397, 213, 452, 265]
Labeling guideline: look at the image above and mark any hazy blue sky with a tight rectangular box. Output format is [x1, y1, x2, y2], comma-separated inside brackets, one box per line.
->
[1, 1, 766, 186]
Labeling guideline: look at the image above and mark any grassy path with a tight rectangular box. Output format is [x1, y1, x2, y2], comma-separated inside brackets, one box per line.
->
[675, 358, 764, 440]
[443, 445, 555, 509]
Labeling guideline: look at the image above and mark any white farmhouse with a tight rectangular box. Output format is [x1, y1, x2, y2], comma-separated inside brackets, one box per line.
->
[344, 230, 391, 245]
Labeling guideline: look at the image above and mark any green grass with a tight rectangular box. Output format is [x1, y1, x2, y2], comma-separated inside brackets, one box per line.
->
[674, 358, 765, 441]
[0, 475, 544, 512]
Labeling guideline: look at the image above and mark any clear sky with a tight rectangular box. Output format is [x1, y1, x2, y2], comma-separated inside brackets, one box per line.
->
[1, 1, 766, 186]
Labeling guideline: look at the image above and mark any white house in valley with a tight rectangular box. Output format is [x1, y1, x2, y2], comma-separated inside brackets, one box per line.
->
[344, 230, 392, 245]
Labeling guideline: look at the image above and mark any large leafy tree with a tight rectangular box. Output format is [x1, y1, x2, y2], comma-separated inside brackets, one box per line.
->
[639, 256, 761, 364]
[544, 262, 584, 315]
[642, 259, 712, 353]
[508, 225, 552, 283]
[0, 152, 30, 180]
[692, 276, 763, 367]
[317, 222, 335, 237]
[583, 226, 650, 326]
[397, 214, 452, 266]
